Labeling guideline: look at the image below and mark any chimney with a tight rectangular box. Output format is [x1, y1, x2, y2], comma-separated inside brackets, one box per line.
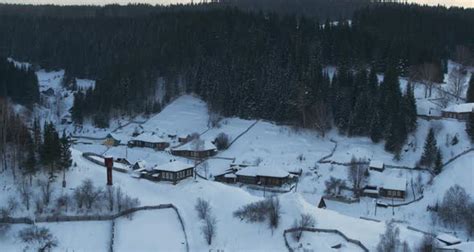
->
[104, 156, 113, 186]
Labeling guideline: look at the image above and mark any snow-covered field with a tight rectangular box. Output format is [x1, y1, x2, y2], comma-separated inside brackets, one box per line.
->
[1, 60, 473, 251]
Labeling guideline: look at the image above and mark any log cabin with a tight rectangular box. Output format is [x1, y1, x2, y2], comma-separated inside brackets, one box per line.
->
[171, 139, 217, 158]
[441, 103, 474, 121]
[128, 132, 170, 151]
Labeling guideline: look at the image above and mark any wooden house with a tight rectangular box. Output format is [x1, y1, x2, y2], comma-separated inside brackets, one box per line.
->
[441, 103, 474, 121]
[171, 139, 217, 158]
[378, 177, 407, 199]
[369, 160, 385, 172]
[235, 166, 290, 187]
[214, 172, 237, 183]
[103, 133, 121, 146]
[128, 132, 170, 151]
[152, 161, 194, 184]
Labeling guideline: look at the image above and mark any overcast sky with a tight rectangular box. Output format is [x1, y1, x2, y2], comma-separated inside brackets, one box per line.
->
[0, 1, 472, 8]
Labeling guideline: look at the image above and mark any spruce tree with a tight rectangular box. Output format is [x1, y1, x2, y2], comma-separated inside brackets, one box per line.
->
[420, 128, 437, 168]
[434, 148, 443, 175]
[41, 122, 61, 171]
[403, 82, 417, 133]
[59, 130, 72, 170]
[33, 117, 42, 152]
[467, 75, 474, 103]
[467, 113, 474, 142]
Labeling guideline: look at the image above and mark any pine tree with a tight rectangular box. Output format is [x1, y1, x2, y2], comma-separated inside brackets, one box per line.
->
[381, 62, 406, 154]
[24, 133, 37, 177]
[420, 128, 438, 168]
[467, 113, 474, 142]
[41, 122, 61, 171]
[403, 82, 417, 133]
[33, 117, 42, 152]
[467, 75, 474, 103]
[370, 110, 383, 143]
[434, 148, 443, 175]
[59, 130, 72, 171]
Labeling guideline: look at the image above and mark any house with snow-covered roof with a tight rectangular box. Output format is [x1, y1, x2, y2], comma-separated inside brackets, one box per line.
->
[152, 160, 194, 184]
[235, 166, 291, 187]
[128, 132, 170, 150]
[171, 139, 217, 158]
[103, 133, 122, 146]
[369, 160, 385, 172]
[363, 172, 408, 200]
[441, 103, 474, 121]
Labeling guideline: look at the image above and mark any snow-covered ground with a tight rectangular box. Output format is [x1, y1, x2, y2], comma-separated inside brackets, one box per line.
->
[1, 60, 473, 251]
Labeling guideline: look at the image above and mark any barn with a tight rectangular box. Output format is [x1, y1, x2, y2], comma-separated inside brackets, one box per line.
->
[235, 166, 290, 187]
[152, 161, 194, 184]
[441, 103, 474, 121]
[128, 132, 170, 151]
[171, 139, 217, 158]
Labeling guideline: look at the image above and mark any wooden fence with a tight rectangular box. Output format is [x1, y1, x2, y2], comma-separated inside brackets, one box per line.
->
[283, 227, 370, 252]
[0, 204, 190, 252]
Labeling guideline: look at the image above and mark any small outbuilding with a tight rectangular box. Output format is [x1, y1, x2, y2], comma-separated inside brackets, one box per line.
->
[103, 133, 121, 146]
[178, 134, 191, 143]
[441, 103, 474, 121]
[128, 132, 169, 151]
[316, 196, 327, 209]
[369, 160, 385, 172]
[436, 233, 462, 246]
[171, 139, 217, 158]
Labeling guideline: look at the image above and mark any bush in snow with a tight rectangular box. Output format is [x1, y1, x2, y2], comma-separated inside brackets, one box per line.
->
[233, 197, 281, 231]
[19, 225, 57, 252]
[416, 234, 436, 252]
[195, 198, 211, 220]
[214, 132, 230, 150]
[291, 213, 317, 242]
[376, 221, 400, 252]
[0, 206, 13, 236]
[324, 176, 346, 196]
[74, 179, 103, 210]
[55, 193, 72, 215]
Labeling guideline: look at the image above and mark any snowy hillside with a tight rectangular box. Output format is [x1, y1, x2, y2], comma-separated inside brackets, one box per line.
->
[1, 61, 473, 251]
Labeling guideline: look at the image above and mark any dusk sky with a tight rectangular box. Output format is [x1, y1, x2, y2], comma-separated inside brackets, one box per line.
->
[0, 1, 472, 8]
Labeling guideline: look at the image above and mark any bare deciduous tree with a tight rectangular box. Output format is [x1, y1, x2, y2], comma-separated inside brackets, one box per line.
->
[376, 221, 401, 252]
[106, 186, 115, 212]
[448, 67, 467, 100]
[291, 213, 317, 241]
[410, 63, 441, 98]
[195, 198, 211, 220]
[348, 156, 368, 196]
[201, 214, 217, 245]
[324, 176, 346, 196]
[308, 101, 332, 137]
[116, 187, 124, 212]
[18, 179, 32, 211]
[19, 225, 57, 252]
[38, 179, 53, 207]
